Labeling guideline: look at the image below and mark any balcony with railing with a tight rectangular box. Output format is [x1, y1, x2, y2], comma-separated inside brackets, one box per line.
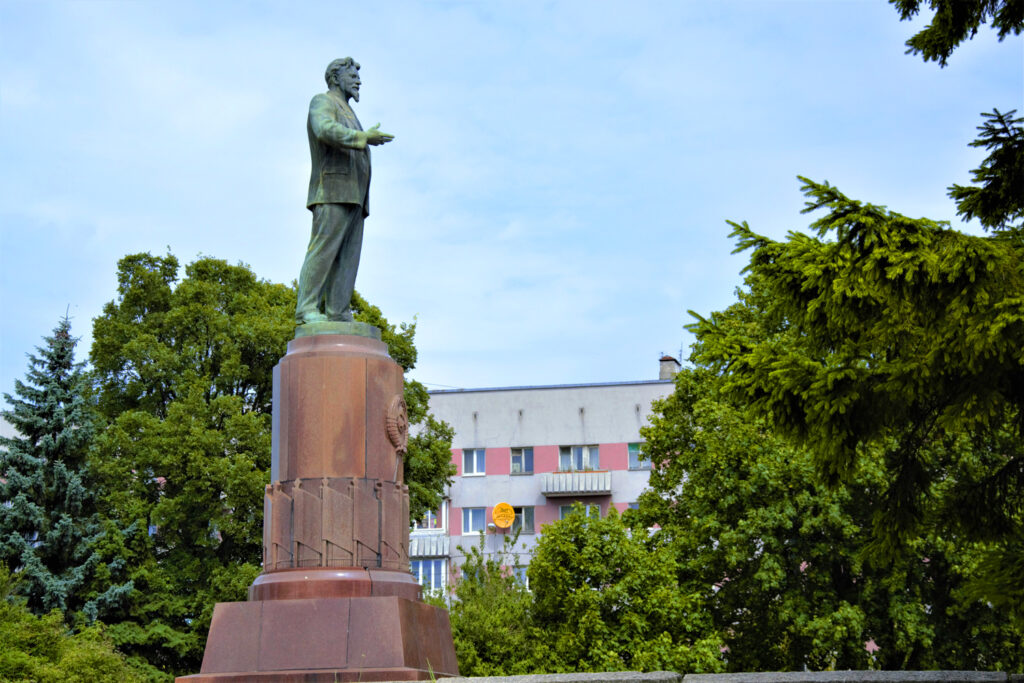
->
[409, 533, 450, 558]
[540, 470, 612, 497]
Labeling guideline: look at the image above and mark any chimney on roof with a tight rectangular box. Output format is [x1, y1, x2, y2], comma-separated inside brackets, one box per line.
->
[659, 355, 681, 380]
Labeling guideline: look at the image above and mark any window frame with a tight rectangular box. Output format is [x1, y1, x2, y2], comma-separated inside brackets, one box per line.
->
[628, 442, 652, 470]
[510, 447, 534, 475]
[410, 558, 447, 595]
[559, 503, 600, 520]
[462, 507, 486, 534]
[512, 565, 530, 590]
[462, 448, 486, 476]
[558, 445, 600, 472]
[412, 500, 448, 532]
[511, 505, 535, 535]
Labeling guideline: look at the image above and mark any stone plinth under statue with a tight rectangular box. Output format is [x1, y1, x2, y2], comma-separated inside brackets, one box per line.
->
[177, 328, 459, 682]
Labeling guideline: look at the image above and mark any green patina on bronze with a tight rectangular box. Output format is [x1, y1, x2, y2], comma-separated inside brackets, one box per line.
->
[294, 57, 395, 326]
[293, 320, 381, 339]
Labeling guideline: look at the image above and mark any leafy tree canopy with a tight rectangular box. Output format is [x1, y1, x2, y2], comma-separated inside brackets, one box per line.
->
[891, 0, 1024, 66]
[90, 253, 294, 420]
[529, 506, 725, 674]
[444, 513, 724, 676]
[0, 566, 142, 683]
[442, 535, 540, 677]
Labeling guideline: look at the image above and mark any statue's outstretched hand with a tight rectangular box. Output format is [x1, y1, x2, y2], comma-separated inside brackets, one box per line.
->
[365, 123, 395, 146]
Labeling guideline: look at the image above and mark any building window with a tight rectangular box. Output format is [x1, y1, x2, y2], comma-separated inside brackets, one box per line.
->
[511, 506, 534, 535]
[463, 448, 485, 476]
[462, 507, 485, 533]
[411, 558, 446, 594]
[559, 445, 600, 471]
[513, 566, 529, 589]
[510, 447, 534, 474]
[627, 502, 640, 510]
[628, 442, 651, 470]
[413, 501, 447, 532]
[559, 503, 600, 520]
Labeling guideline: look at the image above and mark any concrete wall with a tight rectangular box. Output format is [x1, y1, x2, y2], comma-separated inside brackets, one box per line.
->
[428, 380, 674, 449]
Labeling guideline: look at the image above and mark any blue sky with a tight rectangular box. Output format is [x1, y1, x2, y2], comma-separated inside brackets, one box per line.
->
[1, 1, 1021, 397]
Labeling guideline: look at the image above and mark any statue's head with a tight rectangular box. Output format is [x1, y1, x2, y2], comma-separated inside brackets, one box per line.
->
[325, 57, 361, 102]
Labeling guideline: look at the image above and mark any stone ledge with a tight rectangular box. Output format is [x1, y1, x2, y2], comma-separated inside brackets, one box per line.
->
[684, 674, 1008, 683]
[372, 672, 1012, 683]
[433, 674, 682, 683]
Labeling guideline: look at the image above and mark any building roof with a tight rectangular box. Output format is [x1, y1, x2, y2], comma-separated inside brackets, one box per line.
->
[428, 379, 675, 395]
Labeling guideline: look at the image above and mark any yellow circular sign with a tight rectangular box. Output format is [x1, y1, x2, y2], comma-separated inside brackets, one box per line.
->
[492, 502, 515, 529]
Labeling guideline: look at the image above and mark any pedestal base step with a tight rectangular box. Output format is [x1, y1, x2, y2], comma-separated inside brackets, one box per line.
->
[175, 666, 435, 682]
[176, 596, 458, 682]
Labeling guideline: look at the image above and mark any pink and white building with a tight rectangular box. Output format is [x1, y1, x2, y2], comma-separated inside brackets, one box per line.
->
[408, 357, 680, 593]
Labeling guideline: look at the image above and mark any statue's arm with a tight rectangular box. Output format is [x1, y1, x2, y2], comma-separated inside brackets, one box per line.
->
[309, 95, 395, 149]
[309, 94, 365, 149]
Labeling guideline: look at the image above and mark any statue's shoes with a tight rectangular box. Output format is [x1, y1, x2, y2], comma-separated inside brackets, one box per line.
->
[296, 313, 328, 324]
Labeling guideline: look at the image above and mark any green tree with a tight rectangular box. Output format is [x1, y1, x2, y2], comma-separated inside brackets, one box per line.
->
[86, 255, 291, 676]
[0, 318, 129, 622]
[688, 171, 1024, 613]
[0, 565, 142, 683]
[948, 109, 1024, 233]
[890, 0, 1024, 66]
[529, 506, 725, 674]
[443, 534, 540, 676]
[87, 253, 454, 676]
[90, 253, 294, 420]
[637, 367, 1024, 671]
[0, 566, 142, 683]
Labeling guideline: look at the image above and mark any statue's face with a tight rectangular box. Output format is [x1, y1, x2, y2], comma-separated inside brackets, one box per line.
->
[338, 68, 360, 102]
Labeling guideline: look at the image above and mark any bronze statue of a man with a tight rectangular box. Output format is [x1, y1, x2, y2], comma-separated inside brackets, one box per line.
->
[295, 57, 394, 324]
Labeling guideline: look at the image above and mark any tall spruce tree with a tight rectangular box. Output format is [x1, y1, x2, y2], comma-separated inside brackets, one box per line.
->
[0, 318, 109, 618]
[688, 121, 1024, 616]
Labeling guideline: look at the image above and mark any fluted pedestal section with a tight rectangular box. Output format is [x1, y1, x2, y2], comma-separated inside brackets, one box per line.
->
[262, 477, 409, 573]
[178, 331, 459, 682]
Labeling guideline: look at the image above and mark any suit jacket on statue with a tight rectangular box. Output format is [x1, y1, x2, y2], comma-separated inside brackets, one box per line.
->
[306, 89, 371, 216]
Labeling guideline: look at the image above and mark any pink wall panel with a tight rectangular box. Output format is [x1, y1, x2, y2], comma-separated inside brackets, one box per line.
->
[601, 442, 628, 471]
[612, 502, 630, 513]
[450, 448, 461, 476]
[448, 506, 459, 535]
[487, 447, 511, 476]
[534, 445, 559, 473]
[535, 501, 561, 530]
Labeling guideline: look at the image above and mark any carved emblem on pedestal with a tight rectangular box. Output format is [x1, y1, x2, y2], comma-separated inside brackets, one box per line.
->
[385, 395, 409, 453]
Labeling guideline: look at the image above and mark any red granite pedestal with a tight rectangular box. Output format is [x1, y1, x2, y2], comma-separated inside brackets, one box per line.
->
[177, 330, 459, 682]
